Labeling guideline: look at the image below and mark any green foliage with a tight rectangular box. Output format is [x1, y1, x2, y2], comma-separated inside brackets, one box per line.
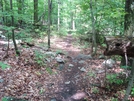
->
[0, 61, 11, 70]
[2, 97, 8, 101]
[96, 34, 106, 45]
[87, 71, 96, 77]
[121, 65, 131, 69]
[39, 88, 44, 94]
[131, 87, 134, 96]
[81, 42, 90, 49]
[106, 74, 124, 85]
[110, 97, 118, 101]
[46, 67, 53, 74]
[111, 55, 122, 61]
[92, 87, 99, 94]
[34, 50, 46, 67]
[52, 27, 68, 36]
[55, 49, 64, 55]
[2, 97, 27, 101]
[79, 0, 125, 36]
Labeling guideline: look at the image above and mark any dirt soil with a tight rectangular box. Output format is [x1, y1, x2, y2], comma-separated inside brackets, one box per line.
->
[0, 34, 130, 101]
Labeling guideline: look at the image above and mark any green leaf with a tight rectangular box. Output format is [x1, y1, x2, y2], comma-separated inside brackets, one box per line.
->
[0, 62, 11, 70]
[2, 97, 8, 101]
[121, 65, 131, 69]
[46, 67, 53, 75]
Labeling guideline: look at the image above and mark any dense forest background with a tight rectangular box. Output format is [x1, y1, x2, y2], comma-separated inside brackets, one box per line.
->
[0, 0, 134, 54]
[0, 0, 134, 101]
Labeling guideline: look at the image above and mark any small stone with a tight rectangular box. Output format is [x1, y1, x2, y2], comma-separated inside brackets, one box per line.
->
[0, 34, 6, 39]
[78, 67, 81, 69]
[45, 58, 51, 62]
[50, 98, 57, 101]
[45, 52, 56, 57]
[97, 70, 105, 74]
[99, 54, 105, 59]
[65, 81, 71, 84]
[78, 60, 85, 64]
[67, 69, 71, 71]
[0, 79, 4, 83]
[69, 64, 74, 67]
[58, 64, 64, 71]
[55, 57, 64, 63]
[80, 67, 86, 72]
[102, 59, 115, 69]
[75, 54, 92, 60]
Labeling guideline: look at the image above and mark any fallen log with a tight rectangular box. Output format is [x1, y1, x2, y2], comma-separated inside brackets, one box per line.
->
[103, 37, 134, 58]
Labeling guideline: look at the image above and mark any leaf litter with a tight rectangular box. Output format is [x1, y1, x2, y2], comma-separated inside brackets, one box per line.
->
[0, 35, 132, 101]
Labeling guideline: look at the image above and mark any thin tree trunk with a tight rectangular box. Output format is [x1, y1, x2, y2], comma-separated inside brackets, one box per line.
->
[89, 0, 97, 56]
[0, 0, 5, 24]
[17, 0, 23, 27]
[124, 0, 133, 31]
[123, 59, 134, 101]
[10, 0, 20, 55]
[71, 13, 75, 31]
[48, 0, 51, 48]
[57, 0, 60, 31]
[34, 0, 38, 25]
[3, 0, 9, 26]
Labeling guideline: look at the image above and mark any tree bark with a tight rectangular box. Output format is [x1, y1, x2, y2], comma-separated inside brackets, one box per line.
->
[34, 0, 38, 25]
[89, 0, 97, 56]
[47, 0, 51, 48]
[17, 0, 23, 27]
[57, 0, 60, 31]
[3, 0, 10, 25]
[0, 0, 5, 24]
[10, 0, 20, 55]
[122, 59, 134, 101]
[124, 0, 134, 31]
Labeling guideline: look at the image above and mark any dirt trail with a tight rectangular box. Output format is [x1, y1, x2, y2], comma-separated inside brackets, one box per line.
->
[50, 34, 90, 101]
[51, 34, 81, 57]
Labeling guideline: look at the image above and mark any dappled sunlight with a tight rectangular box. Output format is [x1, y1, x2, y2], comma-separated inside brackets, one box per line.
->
[50, 35, 81, 56]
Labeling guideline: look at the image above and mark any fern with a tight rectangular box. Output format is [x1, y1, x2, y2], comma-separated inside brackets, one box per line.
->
[0, 61, 11, 70]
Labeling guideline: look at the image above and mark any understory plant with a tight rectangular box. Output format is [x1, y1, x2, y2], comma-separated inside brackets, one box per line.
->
[106, 74, 124, 85]
[34, 50, 46, 67]
[0, 61, 11, 70]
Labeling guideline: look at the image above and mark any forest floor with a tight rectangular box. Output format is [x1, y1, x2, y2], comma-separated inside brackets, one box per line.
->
[0, 34, 132, 101]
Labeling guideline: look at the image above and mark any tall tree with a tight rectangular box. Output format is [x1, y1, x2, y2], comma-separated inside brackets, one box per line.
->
[17, 0, 23, 27]
[124, 0, 134, 31]
[57, 0, 60, 31]
[70, 1, 76, 31]
[90, 0, 97, 56]
[0, 0, 5, 24]
[47, 0, 51, 48]
[34, 0, 38, 25]
[10, 0, 20, 55]
[3, 0, 10, 25]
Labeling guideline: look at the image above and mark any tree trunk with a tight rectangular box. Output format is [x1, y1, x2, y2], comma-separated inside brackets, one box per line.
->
[89, 0, 97, 56]
[0, 0, 5, 24]
[47, 0, 51, 48]
[17, 0, 23, 27]
[3, 0, 10, 26]
[124, 0, 134, 31]
[10, 0, 20, 55]
[49, 0, 52, 25]
[34, 0, 38, 25]
[71, 13, 75, 31]
[123, 59, 134, 101]
[57, 0, 60, 31]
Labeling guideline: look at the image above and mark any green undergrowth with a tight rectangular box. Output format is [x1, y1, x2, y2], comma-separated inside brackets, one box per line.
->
[0, 61, 11, 70]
